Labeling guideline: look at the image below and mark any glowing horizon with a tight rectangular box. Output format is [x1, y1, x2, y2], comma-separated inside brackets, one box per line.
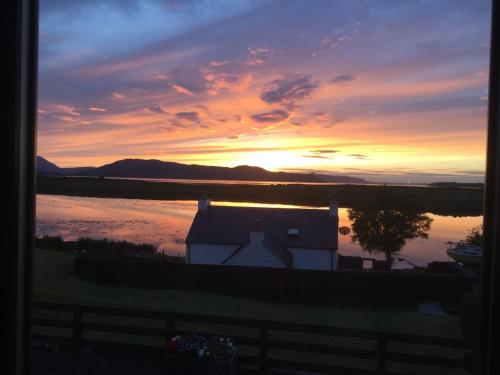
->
[38, 0, 490, 183]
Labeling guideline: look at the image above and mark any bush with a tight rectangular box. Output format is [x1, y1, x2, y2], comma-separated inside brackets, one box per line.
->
[36, 236, 158, 257]
[35, 236, 70, 251]
[76, 237, 156, 258]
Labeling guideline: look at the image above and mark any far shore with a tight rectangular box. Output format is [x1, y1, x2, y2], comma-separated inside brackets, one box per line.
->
[36, 175, 484, 217]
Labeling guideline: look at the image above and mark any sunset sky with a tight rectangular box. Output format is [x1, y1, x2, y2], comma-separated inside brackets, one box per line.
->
[38, 0, 491, 183]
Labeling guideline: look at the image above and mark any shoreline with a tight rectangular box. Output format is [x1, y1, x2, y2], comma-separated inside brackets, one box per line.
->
[37, 176, 484, 217]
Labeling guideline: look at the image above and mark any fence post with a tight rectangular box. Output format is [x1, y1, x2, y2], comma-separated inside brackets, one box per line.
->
[259, 321, 269, 374]
[164, 313, 175, 349]
[72, 306, 83, 358]
[377, 333, 387, 373]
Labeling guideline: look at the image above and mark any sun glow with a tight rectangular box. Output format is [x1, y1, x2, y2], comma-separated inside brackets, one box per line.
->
[231, 151, 311, 171]
[37, 0, 490, 183]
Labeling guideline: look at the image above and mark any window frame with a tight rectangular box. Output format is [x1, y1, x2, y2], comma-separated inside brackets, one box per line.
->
[479, 1, 500, 374]
[3, 1, 38, 375]
[3, 1, 499, 374]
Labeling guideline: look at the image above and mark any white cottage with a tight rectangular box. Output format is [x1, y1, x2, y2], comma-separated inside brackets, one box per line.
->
[185, 198, 339, 271]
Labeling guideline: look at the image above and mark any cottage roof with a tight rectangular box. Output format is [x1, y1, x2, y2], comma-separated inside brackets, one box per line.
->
[186, 205, 338, 250]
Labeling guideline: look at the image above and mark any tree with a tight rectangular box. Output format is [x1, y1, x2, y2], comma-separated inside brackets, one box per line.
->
[348, 208, 433, 269]
[463, 225, 483, 247]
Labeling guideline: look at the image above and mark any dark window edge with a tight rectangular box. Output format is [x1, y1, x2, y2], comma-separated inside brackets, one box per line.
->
[3, 1, 38, 375]
[480, 1, 500, 374]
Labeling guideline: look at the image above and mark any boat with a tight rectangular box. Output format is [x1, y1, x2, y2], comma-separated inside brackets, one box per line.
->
[446, 242, 482, 264]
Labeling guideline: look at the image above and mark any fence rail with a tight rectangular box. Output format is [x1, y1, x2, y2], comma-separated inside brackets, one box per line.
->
[73, 257, 478, 309]
[34, 301, 473, 375]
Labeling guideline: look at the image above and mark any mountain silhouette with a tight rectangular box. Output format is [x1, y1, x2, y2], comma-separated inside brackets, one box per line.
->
[36, 156, 366, 183]
[37, 156, 62, 174]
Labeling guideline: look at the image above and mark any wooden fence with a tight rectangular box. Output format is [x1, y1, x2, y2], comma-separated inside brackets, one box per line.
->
[74, 257, 477, 309]
[33, 301, 474, 374]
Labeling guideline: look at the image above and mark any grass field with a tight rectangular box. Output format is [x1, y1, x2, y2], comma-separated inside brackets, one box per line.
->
[34, 248, 462, 336]
[34, 248, 470, 374]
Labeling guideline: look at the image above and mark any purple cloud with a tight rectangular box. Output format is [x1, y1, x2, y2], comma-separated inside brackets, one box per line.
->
[303, 149, 338, 159]
[147, 104, 169, 114]
[260, 74, 320, 105]
[303, 155, 331, 159]
[175, 111, 201, 123]
[311, 149, 338, 154]
[349, 153, 370, 160]
[251, 109, 289, 123]
[330, 74, 355, 84]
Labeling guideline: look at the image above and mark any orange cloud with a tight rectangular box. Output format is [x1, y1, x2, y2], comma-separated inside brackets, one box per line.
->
[172, 84, 194, 96]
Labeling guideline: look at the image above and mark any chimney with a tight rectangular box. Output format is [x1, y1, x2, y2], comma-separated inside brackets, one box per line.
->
[249, 218, 264, 242]
[198, 192, 211, 212]
[329, 200, 339, 217]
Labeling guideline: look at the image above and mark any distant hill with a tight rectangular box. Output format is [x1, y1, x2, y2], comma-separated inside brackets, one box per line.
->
[429, 182, 484, 189]
[36, 157, 367, 184]
[37, 156, 95, 176]
[37, 156, 63, 175]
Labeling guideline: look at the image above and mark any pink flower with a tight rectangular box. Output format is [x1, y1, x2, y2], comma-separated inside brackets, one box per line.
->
[166, 340, 180, 353]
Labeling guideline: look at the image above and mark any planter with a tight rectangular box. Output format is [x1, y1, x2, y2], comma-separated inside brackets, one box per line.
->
[165, 352, 238, 375]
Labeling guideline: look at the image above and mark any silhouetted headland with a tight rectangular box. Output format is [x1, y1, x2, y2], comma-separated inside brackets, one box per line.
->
[37, 175, 483, 217]
[36, 156, 365, 184]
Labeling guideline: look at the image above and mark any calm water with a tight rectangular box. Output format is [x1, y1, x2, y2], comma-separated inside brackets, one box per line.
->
[102, 176, 432, 188]
[36, 194, 482, 269]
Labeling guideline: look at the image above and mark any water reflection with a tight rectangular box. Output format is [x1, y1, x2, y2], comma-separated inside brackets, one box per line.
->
[36, 194, 482, 268]
[36, 195, 197, 256]
[348, 208, 433, 269]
